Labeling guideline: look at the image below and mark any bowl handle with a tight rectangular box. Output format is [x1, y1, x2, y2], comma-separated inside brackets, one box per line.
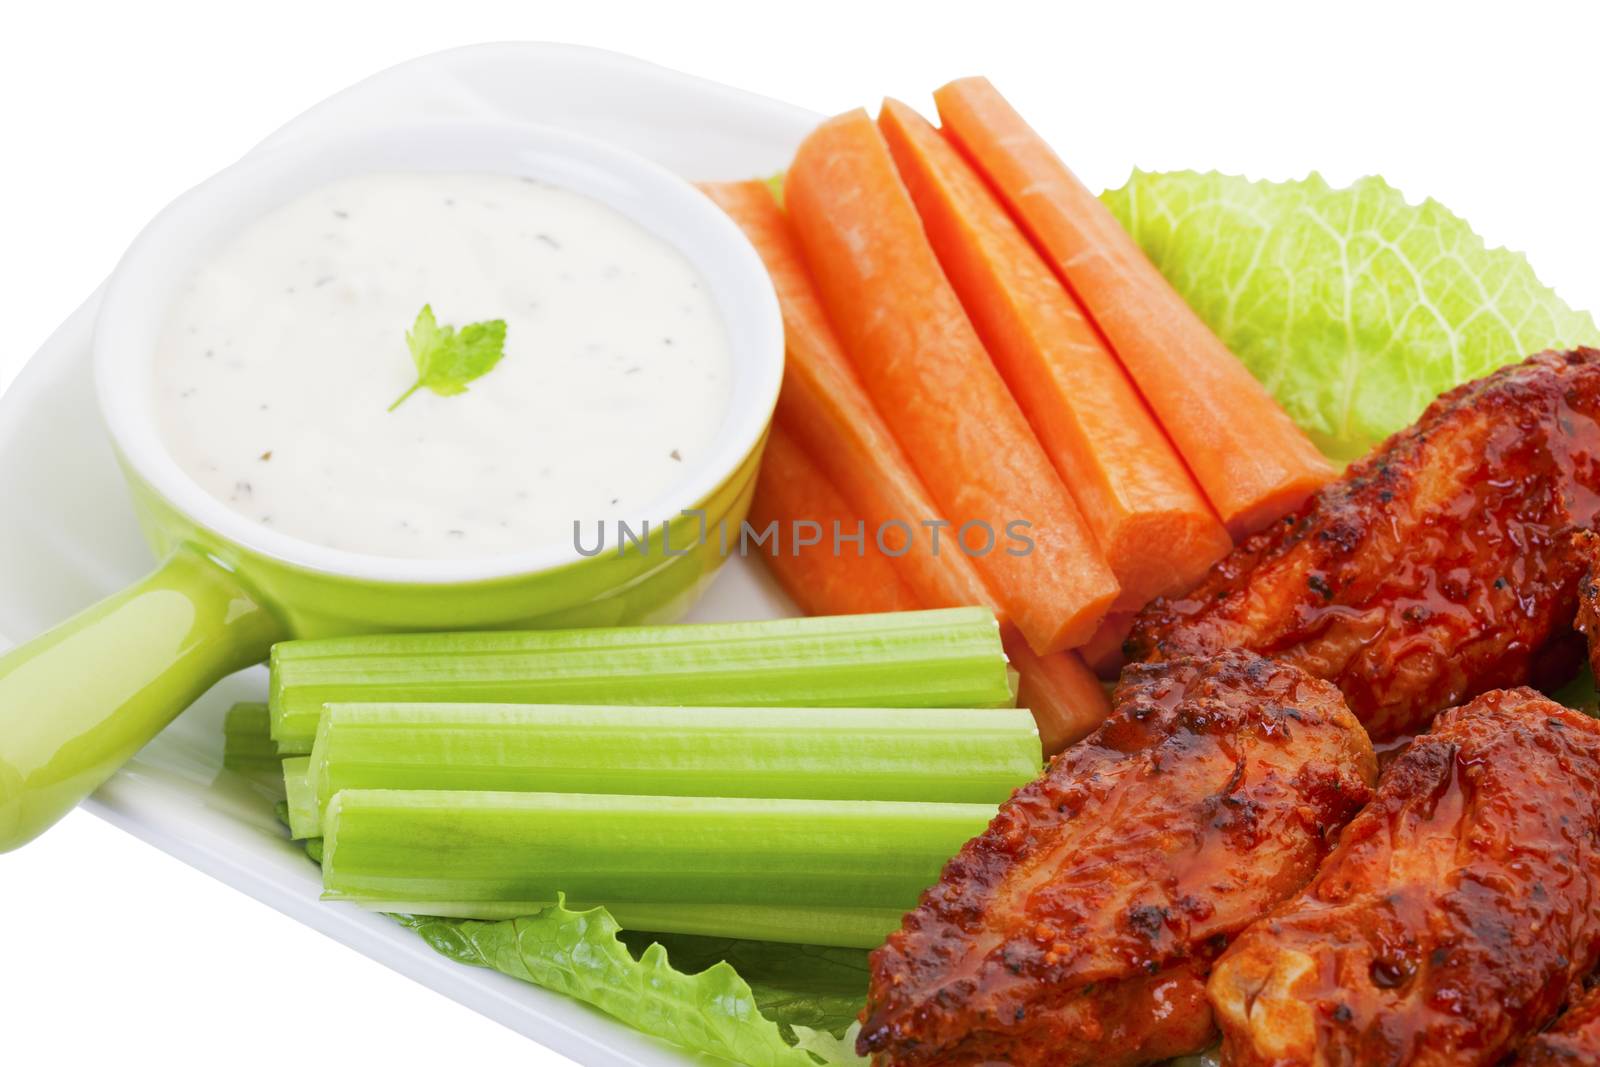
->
[0, 546, 285, 851]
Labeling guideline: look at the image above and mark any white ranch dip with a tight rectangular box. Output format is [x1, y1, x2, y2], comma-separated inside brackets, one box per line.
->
[152, 171, 734, 559]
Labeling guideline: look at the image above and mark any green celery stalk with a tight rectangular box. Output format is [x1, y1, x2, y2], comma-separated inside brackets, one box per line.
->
[321, 790, 992, 945]
[608, 903, 899, 950]
[269, 607, 1012, 753]
[382, 901, 902, 949]
[222, 702, 280, 775]
[282, 758, 319, 840]
[303, 703, 1039, 836]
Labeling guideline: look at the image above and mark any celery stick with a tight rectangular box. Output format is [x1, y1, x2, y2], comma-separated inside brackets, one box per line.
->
[283, 758, 320, 840]
[222, 702, 280, 775]
[607, 902, 902, 949]
[322, 790, 991, 926]
[374, 901, 905, 949]
[269, 607, 1012, 753]
[302, 703, 1039, 835]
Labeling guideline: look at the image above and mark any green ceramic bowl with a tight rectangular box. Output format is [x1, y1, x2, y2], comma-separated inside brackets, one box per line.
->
[0, 120, 783, 851]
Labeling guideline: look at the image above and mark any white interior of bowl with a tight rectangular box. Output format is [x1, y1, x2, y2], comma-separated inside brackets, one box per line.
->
[94, 119, 783, 584]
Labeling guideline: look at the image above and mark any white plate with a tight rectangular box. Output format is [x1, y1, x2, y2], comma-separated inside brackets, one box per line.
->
[0, 42, 817, 1067]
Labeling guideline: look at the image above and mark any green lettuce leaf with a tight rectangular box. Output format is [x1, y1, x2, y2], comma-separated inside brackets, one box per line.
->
[792, 1024, 868, 1064]
[618, 930, 869, 1039]
[397, 904, 868, 1066]
[1101, 172, 1600, 458]
[1552, 665, 1600, 716]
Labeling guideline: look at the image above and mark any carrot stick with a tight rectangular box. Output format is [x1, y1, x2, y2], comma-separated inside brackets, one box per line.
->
[707, 184, 1101, 747]
[1078, 611, 1136, 681]
[757, 425, 1102, 750]
[699, 180, 1000, 618]
[933, 78, 1335, 539]
[878, 99, 1232, 610]
[748, 424, 922, 617]
[784, 109, 1119, 653]
[1002, 631, 1111, 753]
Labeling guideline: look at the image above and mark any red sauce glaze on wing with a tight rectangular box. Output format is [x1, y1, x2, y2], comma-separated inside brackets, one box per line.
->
[858, 651, 1376, 1066]
[1572, 530, 1600, 681]
[1126, 349, 1600, 741]
[1516, 983, 1600, 1064]
[1209, 689, 1600, 1067]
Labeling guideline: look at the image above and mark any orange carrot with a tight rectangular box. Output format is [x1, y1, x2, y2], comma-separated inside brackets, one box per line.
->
[707, 178, 1104, 747]
[1078, 611, 1136, 681]
[757, 423, 1102, 750]
[699, 180, 1001, 618]
[1002, 631, 1111, 753]
[878, 99, 1232, 609]
[748, 424, 922, 617]
[784, 109, 1119, 653]
[934, 78, 1335, 539]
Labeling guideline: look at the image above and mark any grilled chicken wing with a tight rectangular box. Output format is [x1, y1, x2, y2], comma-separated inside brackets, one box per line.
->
[1209, 688, 1600, 1067]
[1126, 348, 1600, 741]
[857, 651, 1376, 1066]
[1516, 984, 1600, 1065]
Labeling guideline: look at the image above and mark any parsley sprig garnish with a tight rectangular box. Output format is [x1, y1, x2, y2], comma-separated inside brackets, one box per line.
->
[389, 304, 508, 412]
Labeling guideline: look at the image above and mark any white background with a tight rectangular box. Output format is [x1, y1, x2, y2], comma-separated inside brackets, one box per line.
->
[2, 2, 1596, 1064]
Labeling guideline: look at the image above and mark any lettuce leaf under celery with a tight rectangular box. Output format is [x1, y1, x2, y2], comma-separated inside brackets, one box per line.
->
[1101, 172, 1600, 459]
[617, 930, 869, 1040]
[396, 903, 869, 1066]
[1553, 665, 1600, 716]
